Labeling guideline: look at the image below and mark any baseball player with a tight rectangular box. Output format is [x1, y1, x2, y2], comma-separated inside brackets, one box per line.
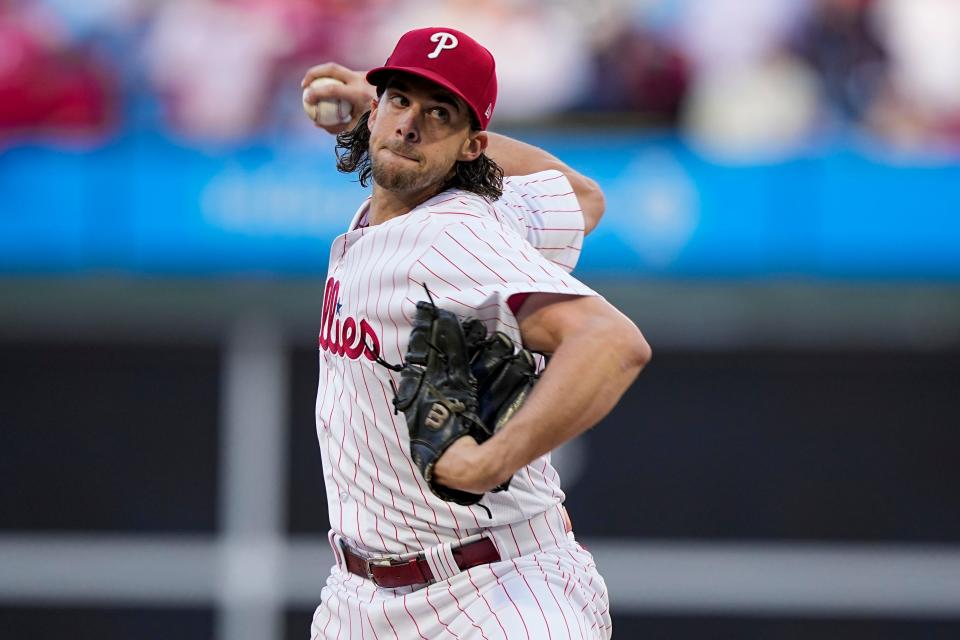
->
[301, 27, 650, 639]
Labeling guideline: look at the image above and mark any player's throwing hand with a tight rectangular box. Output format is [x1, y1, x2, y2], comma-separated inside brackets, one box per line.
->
[300, 62, 375, 134]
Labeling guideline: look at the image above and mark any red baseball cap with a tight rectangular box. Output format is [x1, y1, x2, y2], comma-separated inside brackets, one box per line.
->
[367, 28, 498, 130]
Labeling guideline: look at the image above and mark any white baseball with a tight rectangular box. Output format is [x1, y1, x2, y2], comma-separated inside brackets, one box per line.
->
[303, 77, 353, 127]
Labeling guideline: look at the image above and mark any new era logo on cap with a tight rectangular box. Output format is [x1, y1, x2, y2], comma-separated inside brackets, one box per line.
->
[367, 27, 498, 130]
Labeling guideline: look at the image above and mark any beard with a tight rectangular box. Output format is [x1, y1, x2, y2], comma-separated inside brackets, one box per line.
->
[370, 144, 447, 194]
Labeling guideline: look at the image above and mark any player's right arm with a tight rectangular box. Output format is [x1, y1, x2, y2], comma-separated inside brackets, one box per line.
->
[301, 63, 375, 134]
[300, 64, 605, 235]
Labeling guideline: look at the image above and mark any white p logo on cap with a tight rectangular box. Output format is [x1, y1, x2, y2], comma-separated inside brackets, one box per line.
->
[427, 32, 459, 59]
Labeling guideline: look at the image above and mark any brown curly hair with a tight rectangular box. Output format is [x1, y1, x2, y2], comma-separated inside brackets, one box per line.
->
[335, 110, 504, 202]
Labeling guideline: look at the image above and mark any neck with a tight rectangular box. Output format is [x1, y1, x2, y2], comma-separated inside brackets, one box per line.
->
[368, 182, 445, 226]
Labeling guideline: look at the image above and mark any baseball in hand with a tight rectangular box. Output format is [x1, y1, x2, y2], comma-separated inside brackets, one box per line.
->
[302, 77, 353, 126]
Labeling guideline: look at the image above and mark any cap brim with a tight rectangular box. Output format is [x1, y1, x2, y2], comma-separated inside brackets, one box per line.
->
[366, 65, 484, 128]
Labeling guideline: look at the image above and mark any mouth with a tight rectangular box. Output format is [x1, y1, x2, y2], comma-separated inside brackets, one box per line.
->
[384, 147, 420, 163]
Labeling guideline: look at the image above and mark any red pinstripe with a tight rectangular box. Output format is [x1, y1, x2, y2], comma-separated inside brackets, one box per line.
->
[429, 195, 462, 207]
[439, 544, 458, 578]
[431, 210, 483, 218]
[533, 556, 576, 640]
[463, 223, 537, 283]
[402, 593, 431, 640]
[380, 602, 401, 640]
[315, 359, 335, 428]
[445, 580, 493, 640]
[534, 246, 582, 252]
[423, 588, 461, 639]
[328, 590, 341, 640]
[444, 229, 509, 283]
[469, 568, 510, 640]
[518, 566, 554, 640]
[507, 524, 524, 557]
[416, 259, 462, 291]
[489, 563, 532, 640]
[312, 592, 332, 640]
[527, 519, 545, 553]
[363, 583, 383, 640]
[528, 191, 575, 198]
[513, 173, 564, 186]
[431, 245, 485, 287]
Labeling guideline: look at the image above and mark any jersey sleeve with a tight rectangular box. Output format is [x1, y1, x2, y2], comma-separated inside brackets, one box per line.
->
[408, 218, 597, 344]
[493, 170, 585, 273]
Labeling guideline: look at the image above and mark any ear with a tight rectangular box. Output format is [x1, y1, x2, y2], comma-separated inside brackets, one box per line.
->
[458, 131, 488, 163]
[367, 98, 380, 131]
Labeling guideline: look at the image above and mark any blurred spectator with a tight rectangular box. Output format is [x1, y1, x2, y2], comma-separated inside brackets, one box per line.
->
[675, 0, 809, 74]
[869, 0, 960, 149]
[144, 0, 382, 142]
[793, 0, 888, 125]
[682, 49, 820, 159]
[144, 0, 293, 142]
[675, 0, 820, 157]
[0, 1, 118, 143]
[583, 14, 689, 122]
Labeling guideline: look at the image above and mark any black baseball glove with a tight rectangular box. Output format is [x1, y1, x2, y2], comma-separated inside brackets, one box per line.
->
[387, 298, 538, 505]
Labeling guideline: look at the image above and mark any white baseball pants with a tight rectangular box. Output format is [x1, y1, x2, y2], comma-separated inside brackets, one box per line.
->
[310, 506, 612, 639]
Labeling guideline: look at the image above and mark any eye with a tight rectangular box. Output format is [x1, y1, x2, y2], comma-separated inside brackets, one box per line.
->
[389, 93, 408, 107]
[428, 106, 450, 122]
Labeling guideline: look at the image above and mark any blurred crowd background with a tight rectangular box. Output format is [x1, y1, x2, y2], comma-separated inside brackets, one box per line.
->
[3, 0, 960, 153]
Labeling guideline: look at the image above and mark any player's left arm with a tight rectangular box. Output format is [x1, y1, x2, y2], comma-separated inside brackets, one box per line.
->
[432, 293, 651, 493]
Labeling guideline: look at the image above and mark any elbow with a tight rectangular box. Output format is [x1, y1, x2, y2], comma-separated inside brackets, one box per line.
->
[578, 177, 606, 235]
[593, 311, 650, 375]
[626, 327, 652, 373]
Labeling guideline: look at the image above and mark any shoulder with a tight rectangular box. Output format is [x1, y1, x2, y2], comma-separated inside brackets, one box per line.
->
[416, 189, 514, 229]
[495, 169, 582, 230]
[501, 169, 571, 194]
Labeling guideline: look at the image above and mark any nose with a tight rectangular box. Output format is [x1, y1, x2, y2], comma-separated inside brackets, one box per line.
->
[395, 107, 421, 144]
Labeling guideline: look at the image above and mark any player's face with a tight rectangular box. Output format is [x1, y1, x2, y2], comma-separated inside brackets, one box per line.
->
[367, 74, 486, 196]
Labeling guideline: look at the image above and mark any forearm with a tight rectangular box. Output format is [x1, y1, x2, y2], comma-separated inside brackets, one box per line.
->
[484, 132, 567, 177]
[431, 294, 650, 494]
[483, 329, 645, 483]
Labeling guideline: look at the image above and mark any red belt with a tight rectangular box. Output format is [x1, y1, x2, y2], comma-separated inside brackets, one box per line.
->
[339, 537, 501, 588]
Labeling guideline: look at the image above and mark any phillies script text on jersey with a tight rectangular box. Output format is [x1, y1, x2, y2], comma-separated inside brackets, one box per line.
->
[318, 277, 380, 361]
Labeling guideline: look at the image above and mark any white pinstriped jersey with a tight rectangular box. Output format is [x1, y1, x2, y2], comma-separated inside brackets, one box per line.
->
[315, 169, 596, 556]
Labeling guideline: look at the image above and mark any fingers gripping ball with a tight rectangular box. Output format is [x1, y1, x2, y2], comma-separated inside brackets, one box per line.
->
[302, 77, 352, 127]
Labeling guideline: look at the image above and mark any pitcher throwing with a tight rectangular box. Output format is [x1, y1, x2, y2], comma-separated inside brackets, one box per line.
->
[303, 27, 651, 639]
